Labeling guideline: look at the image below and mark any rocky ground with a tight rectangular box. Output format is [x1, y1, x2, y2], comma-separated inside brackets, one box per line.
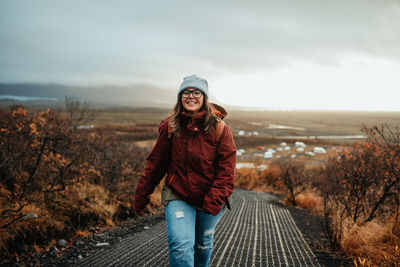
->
[7, 194, 352, 267]
[6, 211, 164, 267]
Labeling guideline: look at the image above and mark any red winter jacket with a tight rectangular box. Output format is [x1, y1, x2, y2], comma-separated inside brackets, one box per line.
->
[134, 104, 236, 216]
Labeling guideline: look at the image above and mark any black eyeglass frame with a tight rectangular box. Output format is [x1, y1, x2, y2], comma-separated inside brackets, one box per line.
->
[181, 89, 203, 99]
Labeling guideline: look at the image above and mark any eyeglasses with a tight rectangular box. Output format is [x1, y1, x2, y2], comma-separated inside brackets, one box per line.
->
[181, 89, 203, 99]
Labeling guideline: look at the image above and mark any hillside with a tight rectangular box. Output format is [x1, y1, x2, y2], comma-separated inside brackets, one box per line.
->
[0, 83, 176, 108]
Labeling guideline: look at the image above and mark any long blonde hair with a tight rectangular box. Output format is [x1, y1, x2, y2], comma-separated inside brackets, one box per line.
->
[169, 94, 219, 136]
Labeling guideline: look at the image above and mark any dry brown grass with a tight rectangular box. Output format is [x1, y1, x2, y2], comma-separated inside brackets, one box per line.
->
[75, 230, 89, 238]
[235, 164, 285, 194]
[292, 191, 324, 214]
[342, 214, 400, 266]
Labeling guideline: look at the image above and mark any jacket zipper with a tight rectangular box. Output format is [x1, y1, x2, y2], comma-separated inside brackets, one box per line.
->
[168, 173, 176, 185]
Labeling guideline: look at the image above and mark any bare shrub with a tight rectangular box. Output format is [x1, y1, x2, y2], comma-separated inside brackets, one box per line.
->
[64, 95, 99, 129]
[295, 192, 323, 212]
[84, 126, 148, 201]
[319, 124, 400, 264]
[260, 164, 285, 191]
[0, 107, 87, 229]
[0, 101, 149, 260]
[235, 160, 308, 204]
[235, 168, 260, 189]
[272, 159, 307, 205]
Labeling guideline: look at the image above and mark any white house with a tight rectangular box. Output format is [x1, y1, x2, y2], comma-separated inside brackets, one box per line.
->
[295, 141, 306, 148]
[257, 164, 268, 171]
[264, 151, 273, 158]
[314, 147, 326, 154]
[236, 163, 255, 169]
[237, 149, 246, 156]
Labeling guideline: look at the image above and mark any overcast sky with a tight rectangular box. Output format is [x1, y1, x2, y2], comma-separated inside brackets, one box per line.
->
[1, 0, 400, 111]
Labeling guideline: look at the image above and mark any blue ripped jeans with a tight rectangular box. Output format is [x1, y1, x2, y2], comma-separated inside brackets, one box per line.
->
[164, 200, 223, 267]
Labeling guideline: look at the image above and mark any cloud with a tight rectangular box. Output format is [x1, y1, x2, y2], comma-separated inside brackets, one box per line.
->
[1, 0, 400, 110]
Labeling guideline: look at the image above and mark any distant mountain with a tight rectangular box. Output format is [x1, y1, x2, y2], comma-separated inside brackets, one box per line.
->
[0, 83, 177, 108]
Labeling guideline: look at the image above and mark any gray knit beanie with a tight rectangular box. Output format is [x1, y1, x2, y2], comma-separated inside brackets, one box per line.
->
[178, 74, 209, 98]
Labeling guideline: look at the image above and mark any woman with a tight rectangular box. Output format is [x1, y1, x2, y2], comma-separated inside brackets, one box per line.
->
[134, 74, 236, 267]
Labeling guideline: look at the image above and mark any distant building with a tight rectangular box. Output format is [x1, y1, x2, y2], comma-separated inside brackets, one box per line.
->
[264, 151, 273, 158]
[314, 147, 326, 154]
[295, 141, 306, 148]
[257, 164, 268, 171]
[237, 149, 246, 156]
[236, 163, 255, 169]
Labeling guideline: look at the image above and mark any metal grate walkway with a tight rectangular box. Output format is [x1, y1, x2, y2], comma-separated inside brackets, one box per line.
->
[80, 188, 320, 266]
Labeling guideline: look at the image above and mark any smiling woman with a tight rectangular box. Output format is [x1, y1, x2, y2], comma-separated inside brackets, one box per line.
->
[134, 74, 237, 267]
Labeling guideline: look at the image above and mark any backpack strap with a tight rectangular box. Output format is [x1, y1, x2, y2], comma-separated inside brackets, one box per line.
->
[215, 120, 225, 143]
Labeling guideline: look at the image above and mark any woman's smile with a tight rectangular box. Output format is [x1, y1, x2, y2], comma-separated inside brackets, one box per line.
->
[185, 100, 199, 106]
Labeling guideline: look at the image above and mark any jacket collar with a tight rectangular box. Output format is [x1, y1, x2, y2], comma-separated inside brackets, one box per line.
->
[180, 103, 228, 132]
[180, 110, 205, 132]
[180, 109, 206, 119]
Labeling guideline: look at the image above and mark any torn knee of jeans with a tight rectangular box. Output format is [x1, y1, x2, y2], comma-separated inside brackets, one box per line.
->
[175, 210, 184, 219]
[204, 229, 213, 236]
[198, 245, 209, 250]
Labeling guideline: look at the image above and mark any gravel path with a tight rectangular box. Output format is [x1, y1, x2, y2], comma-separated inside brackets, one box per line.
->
[79, 188, 322, 266]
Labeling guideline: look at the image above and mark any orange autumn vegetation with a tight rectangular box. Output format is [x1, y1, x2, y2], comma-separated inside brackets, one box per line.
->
[0, 103, 160, 263]
[235, 124, 400, 266]
[235, 164, 285, 193]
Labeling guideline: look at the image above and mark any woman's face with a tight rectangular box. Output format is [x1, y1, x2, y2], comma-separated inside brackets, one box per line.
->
[181, 88, 204, 116]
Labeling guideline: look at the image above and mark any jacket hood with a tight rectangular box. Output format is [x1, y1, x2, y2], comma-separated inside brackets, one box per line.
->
[211, 103, 227, 120]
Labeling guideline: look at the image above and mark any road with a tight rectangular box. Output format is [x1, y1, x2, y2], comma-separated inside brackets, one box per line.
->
[79, 188, 321, 266]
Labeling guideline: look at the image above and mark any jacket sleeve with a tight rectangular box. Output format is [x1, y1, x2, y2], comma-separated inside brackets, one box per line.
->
[134, 118, 171, 213]
[202, 124, 236, 216]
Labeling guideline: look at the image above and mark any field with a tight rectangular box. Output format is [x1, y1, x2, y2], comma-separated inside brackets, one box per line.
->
[228, 109, 400, 135]
[1, 102, 399, 265]
[19, 104, 400, 165]
[90, 106, 400, 167]
[10, 100, 399, 135]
